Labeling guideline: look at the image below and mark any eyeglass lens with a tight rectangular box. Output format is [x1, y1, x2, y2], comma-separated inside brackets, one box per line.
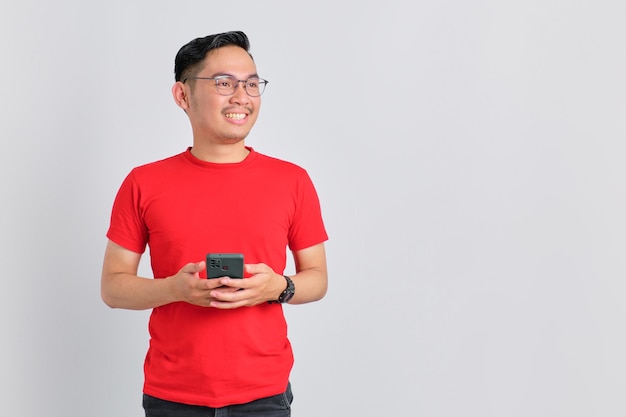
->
[215, 76, 266, 97]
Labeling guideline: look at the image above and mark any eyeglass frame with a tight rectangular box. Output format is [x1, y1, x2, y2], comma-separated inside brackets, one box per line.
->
[182, 75, 269, 97]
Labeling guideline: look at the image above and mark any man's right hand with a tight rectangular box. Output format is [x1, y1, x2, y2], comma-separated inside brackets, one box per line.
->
[101, 240, 237, 310]
[169, 261, 239, 307]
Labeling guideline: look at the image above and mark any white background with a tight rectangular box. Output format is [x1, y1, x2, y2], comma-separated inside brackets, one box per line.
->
[2, 1, 625, 416]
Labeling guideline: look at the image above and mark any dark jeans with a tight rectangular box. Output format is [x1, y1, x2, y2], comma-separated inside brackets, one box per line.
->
[143, 383, 293, 417]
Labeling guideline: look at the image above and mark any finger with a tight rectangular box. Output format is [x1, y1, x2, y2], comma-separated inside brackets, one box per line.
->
[244, 263, 269, 275]
[209, 300, 246, 310]
[218, 277, 249, 288]
[210, 287, 243, 300]
[182, 261, 206, 274]
[203, 278, 226, 290]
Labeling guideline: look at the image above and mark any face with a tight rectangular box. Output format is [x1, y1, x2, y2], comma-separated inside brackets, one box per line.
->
[176, 45, 261, 145]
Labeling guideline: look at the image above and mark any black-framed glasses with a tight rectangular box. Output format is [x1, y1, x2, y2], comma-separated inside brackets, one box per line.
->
[183, 75, 269, 97]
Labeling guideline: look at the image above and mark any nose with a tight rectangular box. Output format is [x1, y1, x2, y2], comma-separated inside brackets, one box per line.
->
[229, 81, 251, 105]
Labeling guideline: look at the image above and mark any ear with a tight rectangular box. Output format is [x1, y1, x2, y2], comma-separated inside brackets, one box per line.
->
[172, 81, 190, 110]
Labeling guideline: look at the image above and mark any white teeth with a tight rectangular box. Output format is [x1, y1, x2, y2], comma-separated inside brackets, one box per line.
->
[225, 113, 246, 120]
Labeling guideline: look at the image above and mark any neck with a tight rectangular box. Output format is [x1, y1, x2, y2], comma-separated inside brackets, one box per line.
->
[190, 142, 250, 163]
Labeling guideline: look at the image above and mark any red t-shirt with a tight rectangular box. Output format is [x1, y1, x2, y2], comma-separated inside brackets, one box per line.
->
[106, 147, 328, 407]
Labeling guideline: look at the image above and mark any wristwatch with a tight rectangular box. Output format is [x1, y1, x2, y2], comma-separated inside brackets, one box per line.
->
[269, 275, 295, 304]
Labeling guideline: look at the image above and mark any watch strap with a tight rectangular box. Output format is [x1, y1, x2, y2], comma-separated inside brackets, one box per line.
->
[269, 275, 295, 304]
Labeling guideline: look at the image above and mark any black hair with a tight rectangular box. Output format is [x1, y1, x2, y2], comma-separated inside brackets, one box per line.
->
[174, 31, 252, 82]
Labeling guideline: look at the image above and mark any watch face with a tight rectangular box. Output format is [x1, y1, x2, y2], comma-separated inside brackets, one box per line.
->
[283, 289, 295, 303]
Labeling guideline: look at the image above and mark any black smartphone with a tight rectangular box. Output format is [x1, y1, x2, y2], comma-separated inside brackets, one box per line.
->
[206, 253, 244, 279]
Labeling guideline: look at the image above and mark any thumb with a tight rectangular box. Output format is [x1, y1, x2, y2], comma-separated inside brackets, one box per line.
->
[182, 261, 206, 274]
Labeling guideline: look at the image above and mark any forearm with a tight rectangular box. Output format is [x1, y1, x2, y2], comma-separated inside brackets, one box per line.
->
[288, 267, 327, 305]
[101, 273, 176, 310]
[286, 243, 328, 305]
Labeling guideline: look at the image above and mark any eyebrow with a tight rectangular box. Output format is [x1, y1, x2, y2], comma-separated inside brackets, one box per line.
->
[209, 72, 260, 79]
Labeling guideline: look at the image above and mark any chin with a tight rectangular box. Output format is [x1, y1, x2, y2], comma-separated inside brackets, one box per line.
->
[220, 135, 247, 144]
[227, 128, 252, 140]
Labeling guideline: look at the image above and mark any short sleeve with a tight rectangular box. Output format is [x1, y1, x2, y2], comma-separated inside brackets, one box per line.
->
[288, 170, 328, 251]
[106, 170, 148, 254]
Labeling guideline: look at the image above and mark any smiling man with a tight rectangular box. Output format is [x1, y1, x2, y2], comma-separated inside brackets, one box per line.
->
[101, 31, 328, 417]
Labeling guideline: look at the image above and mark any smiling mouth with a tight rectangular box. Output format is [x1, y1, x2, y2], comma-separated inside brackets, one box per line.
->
[225, 113, 246, 120]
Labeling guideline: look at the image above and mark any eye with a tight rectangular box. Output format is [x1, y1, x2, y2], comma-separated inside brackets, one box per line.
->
[217, 77, 234, 88]
[246, 79, 260, 89]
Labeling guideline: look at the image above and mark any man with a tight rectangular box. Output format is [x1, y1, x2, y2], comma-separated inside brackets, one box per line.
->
[101, 31, 328, 417]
